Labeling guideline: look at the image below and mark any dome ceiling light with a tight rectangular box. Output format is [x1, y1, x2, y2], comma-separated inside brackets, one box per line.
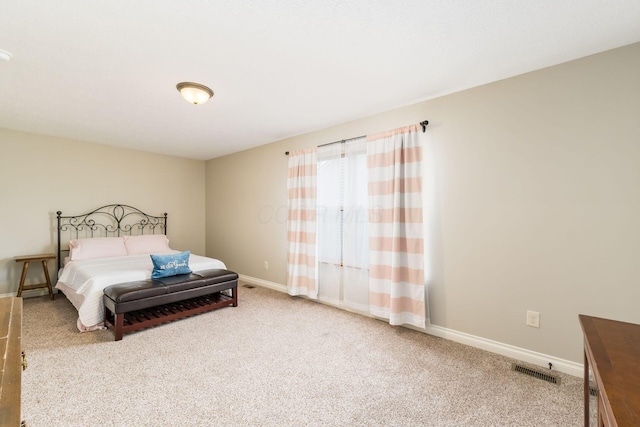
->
[0, 49, 12, 62]
[176, 82, 214, 105]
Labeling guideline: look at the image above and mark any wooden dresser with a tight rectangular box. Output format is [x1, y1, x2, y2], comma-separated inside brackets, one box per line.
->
[0, 297, 23, 427]
[579, 314, 640, 427]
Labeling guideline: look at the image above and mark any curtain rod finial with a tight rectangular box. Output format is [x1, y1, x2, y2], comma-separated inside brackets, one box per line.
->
[285, 151, 290, 156]
[420, 120, 429, 132]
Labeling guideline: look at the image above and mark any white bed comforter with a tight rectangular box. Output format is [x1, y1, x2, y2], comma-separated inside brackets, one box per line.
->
[56, 253, 226, 331]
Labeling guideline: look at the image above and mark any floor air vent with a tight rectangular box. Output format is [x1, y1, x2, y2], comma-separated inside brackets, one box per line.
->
[242, 284, 255, 289]
[511, 363, 561, 385]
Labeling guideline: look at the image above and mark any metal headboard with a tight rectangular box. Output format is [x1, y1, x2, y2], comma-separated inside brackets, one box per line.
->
[56, 204, 167, 271]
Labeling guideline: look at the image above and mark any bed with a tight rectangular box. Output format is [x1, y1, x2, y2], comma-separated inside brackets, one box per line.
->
[55, 204, 229, 332]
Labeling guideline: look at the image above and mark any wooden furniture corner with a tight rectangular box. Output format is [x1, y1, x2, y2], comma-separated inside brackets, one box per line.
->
[579, 314, 640, 427]
[0, 297, 25, 427]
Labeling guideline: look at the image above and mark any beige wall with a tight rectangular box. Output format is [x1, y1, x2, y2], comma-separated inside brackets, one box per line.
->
[205, 42, 640, 364]
[0, 129, 206, 296]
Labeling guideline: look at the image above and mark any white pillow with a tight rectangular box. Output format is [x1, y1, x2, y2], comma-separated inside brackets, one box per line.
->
[124, 234, 171, 255]
[69, 237, 128, 261]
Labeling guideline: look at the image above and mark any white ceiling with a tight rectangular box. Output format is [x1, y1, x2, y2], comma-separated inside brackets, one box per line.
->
[1, 1, 639, 160]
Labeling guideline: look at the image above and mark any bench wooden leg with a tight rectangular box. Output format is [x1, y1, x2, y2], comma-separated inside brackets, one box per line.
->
[114, 313, 124, 341]
[232, 286, 238, 307]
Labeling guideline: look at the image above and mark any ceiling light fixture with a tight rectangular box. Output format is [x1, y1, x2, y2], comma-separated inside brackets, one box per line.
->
[0, 49, 12, 62]
[176, 82, 214, 105]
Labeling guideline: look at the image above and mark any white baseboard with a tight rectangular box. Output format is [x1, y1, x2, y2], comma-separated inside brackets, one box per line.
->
[423, 324, 583, 378]
[238, 274, 583, 378]
[0, 289, 58, 299]
[238, 274, 287, 293]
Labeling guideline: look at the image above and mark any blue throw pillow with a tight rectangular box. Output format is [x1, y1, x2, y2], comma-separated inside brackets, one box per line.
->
[150, 251, 192, 279]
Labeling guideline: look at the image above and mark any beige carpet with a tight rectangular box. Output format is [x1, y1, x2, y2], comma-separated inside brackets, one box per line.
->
[21, 285, 585, 426]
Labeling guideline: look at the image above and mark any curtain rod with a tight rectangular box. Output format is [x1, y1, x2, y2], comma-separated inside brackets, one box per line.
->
[318, 134, 366, 149]
[285, 119, 428, 155]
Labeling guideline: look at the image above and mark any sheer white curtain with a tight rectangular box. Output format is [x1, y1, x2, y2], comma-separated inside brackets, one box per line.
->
[317, 143, 341, 303]
[317, 138, 369, 311]
[342, 139, 369, 311]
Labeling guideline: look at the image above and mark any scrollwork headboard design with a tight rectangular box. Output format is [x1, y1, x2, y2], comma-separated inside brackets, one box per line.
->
[56, 204, 167, 271]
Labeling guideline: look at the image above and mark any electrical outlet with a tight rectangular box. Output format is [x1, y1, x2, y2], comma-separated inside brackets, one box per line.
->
[526, 310, 540, 328]
[263, 261, 269, 270]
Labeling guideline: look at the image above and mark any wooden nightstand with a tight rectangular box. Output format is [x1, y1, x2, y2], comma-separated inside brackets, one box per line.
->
[15, 253, 56, 300]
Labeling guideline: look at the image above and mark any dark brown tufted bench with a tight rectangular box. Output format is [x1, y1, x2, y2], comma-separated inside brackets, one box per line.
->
[103, 269, 238, 340]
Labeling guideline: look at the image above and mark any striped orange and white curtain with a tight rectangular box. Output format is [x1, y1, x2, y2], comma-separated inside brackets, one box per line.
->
[286, 148, 318, 299]
[367, 125, 425, 328]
